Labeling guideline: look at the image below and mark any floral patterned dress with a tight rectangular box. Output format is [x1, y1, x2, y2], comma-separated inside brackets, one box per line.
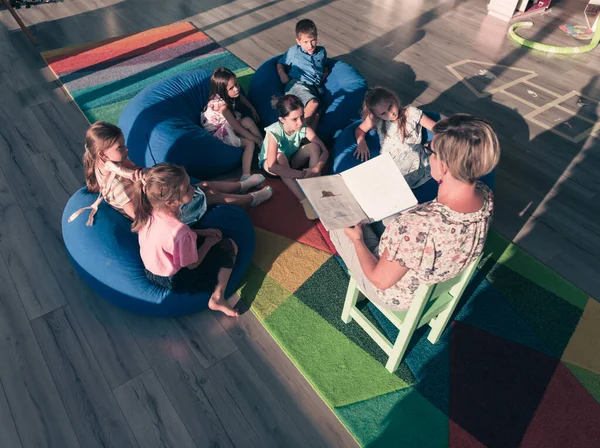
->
[375, 182, 494, 310]
[201, 94, 242, 147]
[377, 106, 431, 189]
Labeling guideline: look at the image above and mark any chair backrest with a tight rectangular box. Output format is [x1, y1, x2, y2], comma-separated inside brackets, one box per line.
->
[410, 254, 482, 328]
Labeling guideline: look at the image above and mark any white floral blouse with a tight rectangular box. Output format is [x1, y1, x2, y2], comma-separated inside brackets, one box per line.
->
[375, 182, 494, 310]
[377, 106, 431, 189]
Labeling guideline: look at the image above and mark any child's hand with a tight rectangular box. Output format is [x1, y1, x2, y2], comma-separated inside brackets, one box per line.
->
[131, 168, 145, 182]
[250, 108, 260, 123]
[196, 228, 223, 239]
[303, 167, 320, 178]
[353, 141, 370, 162]
[253, 135, 263, 146]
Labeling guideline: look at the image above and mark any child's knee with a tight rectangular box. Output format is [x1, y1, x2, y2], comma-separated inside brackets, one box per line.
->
[241, 117, 255, 127]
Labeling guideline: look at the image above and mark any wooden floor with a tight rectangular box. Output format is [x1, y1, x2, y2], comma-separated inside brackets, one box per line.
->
[0, 0, 598, 447]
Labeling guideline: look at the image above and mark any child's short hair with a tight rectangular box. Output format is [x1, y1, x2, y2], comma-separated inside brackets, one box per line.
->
[131, 163, 188, 233]
[271, 94, 304, 118]
[83, 121, 124, 193]
[295, 19, 317, 38]
[432, 114, 500, 184]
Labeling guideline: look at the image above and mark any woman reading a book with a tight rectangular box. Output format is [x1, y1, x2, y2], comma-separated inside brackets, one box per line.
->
[329, 114, 500, 310]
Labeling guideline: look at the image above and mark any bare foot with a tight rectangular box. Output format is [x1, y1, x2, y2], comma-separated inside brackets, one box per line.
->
[208, 294, 240, 317]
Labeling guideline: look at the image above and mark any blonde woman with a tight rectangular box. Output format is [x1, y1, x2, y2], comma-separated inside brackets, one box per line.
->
[330, 114, 500, 310]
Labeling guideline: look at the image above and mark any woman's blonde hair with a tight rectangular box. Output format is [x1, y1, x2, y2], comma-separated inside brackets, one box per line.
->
[432, 114, 500, 184]
[131, 163, 188, 233]
[83, 122, 123, 193]
[362, 87, 409, 141]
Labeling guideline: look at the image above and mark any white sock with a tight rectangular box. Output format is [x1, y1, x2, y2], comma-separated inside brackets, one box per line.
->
[239, 174, 265, 193]
[249, 186, 273, 207]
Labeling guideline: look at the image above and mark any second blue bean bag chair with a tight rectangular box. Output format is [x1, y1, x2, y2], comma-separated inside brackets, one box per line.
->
[118, 70, 245, 180]
[248, 55, 367, 146]
[62, 188, 255, 317]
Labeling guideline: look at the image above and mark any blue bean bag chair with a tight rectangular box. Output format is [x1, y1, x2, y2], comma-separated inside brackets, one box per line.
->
[248, 55, 367, 146]
[62, 188, 255, 317]
[332, 113, 495, 203]
[118, 70, 245, 180]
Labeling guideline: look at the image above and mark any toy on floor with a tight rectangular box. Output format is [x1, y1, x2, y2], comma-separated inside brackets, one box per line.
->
[509, 1, 600, 54]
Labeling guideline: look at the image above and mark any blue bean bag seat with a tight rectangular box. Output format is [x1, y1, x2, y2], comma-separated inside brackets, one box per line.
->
[118, 70, 245, 180]
[332, 114, 495, 203]
[62, 188, 255, 317]
[248, 56, 367, 145]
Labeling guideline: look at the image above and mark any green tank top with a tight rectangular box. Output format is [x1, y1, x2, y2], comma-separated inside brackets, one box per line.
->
[258, 121, 306, 168]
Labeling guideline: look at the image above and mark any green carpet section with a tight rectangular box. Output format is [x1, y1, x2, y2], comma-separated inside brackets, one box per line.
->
[84, 98, 130, 126]
[264, 295, 413, 407]
[293, 257, 417, 380]
[485, 262, 583, 357]
[565, 362, 600, 404]
[238, 264, 292, 320]
[484, 232, 589, 310]
[335, 387, 448, 447]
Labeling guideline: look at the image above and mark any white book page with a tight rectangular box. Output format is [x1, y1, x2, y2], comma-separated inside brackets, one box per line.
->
[297, 175, 368, 230]
[340, 153, 418, 221]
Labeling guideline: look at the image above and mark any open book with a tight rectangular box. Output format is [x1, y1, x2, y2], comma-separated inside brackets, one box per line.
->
[297, 153, 418, 230]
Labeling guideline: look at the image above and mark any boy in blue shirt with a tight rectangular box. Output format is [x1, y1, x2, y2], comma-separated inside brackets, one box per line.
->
[277, 19, 329, 130]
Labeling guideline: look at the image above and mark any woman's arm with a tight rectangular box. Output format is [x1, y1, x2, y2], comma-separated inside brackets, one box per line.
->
[265, 133, 306, 178]
[419, 114, 437, 131]
[345, 226, 409, 290]
[221, 107, 262, 144]
[304, 126, 329, 175]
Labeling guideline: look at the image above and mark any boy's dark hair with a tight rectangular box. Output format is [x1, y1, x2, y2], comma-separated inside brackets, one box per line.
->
[295, 19, 317, 38]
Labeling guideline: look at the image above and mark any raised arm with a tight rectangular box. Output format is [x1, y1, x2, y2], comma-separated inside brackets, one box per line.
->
[265, 133, 306, 178]
[419, 113, 437, 131]
[354, 114, 375, 161]
[104, 160, 143, 182]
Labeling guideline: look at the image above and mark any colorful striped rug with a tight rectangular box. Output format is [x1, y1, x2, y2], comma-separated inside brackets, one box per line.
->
[42, 22, 254, 125]
[44, 23, 600, 447]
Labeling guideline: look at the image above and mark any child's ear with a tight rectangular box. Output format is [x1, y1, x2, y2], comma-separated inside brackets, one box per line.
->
[296, 37, 302, 46]
[278, 117, 285, 124]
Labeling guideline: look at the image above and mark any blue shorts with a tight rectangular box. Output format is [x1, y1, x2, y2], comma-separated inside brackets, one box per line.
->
[285, 79, 322, 106]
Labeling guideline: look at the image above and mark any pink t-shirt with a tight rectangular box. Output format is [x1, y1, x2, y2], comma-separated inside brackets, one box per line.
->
[138, 212, 198, 276]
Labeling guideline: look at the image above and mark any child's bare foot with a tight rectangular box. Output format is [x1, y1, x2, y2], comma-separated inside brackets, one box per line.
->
[300, 198, 318, 220]
[208, 294, 240, 317]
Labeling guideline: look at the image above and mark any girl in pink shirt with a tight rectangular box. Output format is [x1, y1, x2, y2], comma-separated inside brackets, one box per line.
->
[132, 163, 240, 317]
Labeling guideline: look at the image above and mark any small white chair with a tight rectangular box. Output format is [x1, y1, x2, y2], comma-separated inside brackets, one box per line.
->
[341, 255, 482, 373]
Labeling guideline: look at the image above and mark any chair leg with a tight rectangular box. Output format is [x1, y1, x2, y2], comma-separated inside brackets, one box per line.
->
[385, 327, 413, 372]
[427, 297, 460, 344]
[341, 277, 360, 324]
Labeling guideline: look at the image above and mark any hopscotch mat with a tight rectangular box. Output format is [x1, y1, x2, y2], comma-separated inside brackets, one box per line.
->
[447, 60, 599, 143]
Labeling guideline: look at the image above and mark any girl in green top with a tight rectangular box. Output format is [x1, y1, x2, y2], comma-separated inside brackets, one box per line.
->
[259, 95, 328, 220]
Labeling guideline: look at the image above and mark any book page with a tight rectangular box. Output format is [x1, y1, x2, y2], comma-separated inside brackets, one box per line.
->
[340, 153, 418, 222]
[297, 175, 369, 230]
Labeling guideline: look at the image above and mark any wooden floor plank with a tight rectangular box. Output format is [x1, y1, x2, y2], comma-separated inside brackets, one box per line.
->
[24, 203, 151, 390]
[0, 251, 80, 448]
[31, 306, 138, 448]
[0, 168, 66, 319]
[125, 315, 241, 448]
[216, 307, 359, 448]
[114, 369, 197, 448]
[206, 350, 311, 448]
[174, 311, 238, 369]
[0, 380, 23, 448]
